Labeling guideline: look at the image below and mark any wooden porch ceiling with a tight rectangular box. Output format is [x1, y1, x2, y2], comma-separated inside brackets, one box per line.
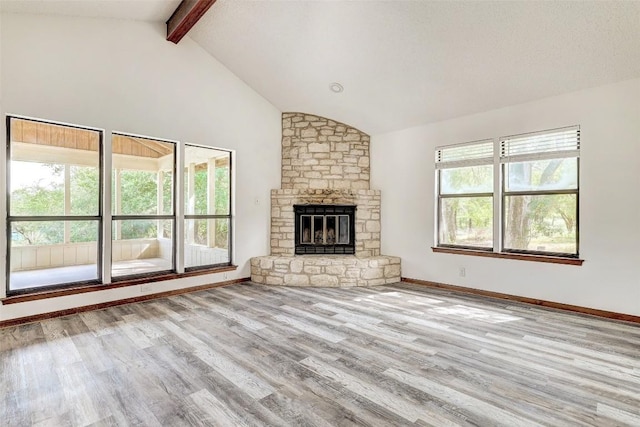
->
[10, 119, 173, 159]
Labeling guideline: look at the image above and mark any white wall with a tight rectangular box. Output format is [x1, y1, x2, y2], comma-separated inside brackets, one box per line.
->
[0, 13, 281, 321]
[372, 78, 640, 316]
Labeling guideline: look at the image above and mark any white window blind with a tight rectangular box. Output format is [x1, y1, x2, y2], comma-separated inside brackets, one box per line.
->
[435, 139, 494, 169]
[500, 126, 580, 163]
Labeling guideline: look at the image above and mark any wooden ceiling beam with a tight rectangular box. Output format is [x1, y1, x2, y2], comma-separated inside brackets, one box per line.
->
[166, 0, 217, 44]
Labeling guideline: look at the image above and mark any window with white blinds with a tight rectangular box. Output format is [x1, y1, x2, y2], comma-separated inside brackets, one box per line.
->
[500, 126, 580, 162]
[435, 125, 580, 258]
[436, 139, 493, 169]
[436, 139, 494, 249]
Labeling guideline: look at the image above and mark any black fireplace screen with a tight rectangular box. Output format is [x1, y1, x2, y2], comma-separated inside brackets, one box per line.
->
[294, 204, 356, 254]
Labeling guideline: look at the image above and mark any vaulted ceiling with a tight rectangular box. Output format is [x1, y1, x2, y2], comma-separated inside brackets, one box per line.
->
[2, 0, 640, 134]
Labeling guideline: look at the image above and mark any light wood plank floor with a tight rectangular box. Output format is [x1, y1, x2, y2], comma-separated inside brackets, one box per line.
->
[1, 282, 639, 426]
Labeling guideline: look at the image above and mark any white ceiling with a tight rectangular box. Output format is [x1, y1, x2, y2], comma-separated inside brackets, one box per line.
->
[190, 1, 640, 134]
[0, 0, 181, 22]
[2, 1, 640, 134]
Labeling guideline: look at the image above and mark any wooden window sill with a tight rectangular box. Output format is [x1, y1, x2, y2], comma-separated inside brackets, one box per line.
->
[431, 247, 583, 266]
[1, 265, 238, 305]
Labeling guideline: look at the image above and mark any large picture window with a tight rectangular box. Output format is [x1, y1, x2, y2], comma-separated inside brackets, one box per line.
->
[436, 126, 580, 258]
[5, 116, 234, 295]
[184, 144, 231, 270]
[111, 133, 176, 278]
[7, 117, 103, 292]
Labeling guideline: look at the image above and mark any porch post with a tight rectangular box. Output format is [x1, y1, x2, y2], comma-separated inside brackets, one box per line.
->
[64, 165, 71, 243]
[114, 169, 122, 240]
[207, 158, 216, 248]
[187, 162, 196, 244]
[157, 170, 164, 238]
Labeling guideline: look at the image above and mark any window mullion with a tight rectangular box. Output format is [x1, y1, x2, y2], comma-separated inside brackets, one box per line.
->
[433, 169, 440, 247]
[493, 138, 501, 253]
[102, 132, 113, 284]
[175, 142, 185, 274]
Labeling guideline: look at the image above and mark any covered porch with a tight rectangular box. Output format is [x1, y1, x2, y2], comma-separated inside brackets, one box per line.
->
[8, 118, 230, 292]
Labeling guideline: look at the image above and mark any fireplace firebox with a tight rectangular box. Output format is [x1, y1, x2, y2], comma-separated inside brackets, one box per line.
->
[294, 205, 356, 255]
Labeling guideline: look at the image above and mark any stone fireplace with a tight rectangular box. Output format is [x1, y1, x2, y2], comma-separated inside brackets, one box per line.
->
[250, 113, 401, 287]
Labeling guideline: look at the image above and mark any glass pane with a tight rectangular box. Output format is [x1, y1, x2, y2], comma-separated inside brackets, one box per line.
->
[114, 170, 158, 215]
[313, 216, 324, 243]
[504, 194, 577, 255]
[338, 216, 349, 244]
[440, 165, 493, 194]
[505, 158, 577, 192]
[440, 197, 493, 248]
[184, 145, 231, 215]
[10, 161, 64, 215]
[9, 118, 100, 216]
[71, 221, 99, 243]
[70, 166, 100, 215]
[112, 219, 173, 277]
[112, 134, 174, 215]
[326, 216, 336, 244]
[9, 220, 99, 290]
[185, 218, 230, 268]
[158, 170, 173, 215]
[194, 167, 208, 215]
[301, 216, 312, 243]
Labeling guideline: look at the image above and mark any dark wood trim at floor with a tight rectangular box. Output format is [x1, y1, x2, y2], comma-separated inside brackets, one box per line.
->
[432, 246, 584, 265]
[2, 265, 238, 305]
[0, 277, 249, 329]
[402, 277, 640, 324]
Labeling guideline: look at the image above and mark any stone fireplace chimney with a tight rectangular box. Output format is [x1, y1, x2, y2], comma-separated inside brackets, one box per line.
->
[251, 113, 401, 287]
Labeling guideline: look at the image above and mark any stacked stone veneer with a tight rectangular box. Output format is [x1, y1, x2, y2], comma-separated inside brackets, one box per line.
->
[281, 113, 370, 190]
[271, 189, 380, 257]
[251, 255, 401, 287]
[251, 112, 400, 287]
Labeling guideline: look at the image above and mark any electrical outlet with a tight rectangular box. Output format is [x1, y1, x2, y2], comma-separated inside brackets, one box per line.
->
[223, 273, 229, 280]
[141, 284, 152, 293]
[459, 267, 466, 277]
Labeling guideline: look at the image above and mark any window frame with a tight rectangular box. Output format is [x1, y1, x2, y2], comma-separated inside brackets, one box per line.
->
[500, 127, 580, 258]
[183, 143, 233, 272]
[110, 132, 178, 281]
[6, 115, 105, 295]
[4, 114, 236, 297]
[435, 139, 495, 251]
[435, 126, 580, 260]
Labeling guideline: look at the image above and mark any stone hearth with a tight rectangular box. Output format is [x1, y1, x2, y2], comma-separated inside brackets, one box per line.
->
[251, 255, 401, 287]
[251, 113, 400, 287]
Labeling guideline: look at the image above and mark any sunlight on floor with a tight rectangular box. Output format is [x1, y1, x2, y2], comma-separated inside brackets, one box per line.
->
[428, 305, 522, 323]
